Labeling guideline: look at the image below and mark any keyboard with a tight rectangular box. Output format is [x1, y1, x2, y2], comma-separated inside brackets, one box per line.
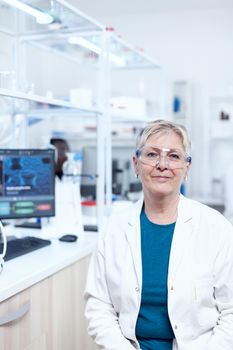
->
[1, 236, 51, 262]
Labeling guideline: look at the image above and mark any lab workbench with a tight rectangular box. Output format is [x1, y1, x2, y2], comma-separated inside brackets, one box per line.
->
[0, 231, 98, 350]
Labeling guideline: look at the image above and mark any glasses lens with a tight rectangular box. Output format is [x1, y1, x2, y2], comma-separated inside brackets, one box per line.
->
[138, 147, 189, 169]
[140, 148, 159, 165]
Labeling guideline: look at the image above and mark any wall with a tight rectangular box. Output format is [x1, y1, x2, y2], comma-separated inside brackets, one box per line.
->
[98, 8, 233, 198]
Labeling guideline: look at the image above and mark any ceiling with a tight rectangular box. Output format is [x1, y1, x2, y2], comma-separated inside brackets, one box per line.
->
[72, 0, 233, 19]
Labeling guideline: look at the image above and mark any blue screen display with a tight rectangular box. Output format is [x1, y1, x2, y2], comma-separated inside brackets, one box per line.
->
[0, 149, 55, 219]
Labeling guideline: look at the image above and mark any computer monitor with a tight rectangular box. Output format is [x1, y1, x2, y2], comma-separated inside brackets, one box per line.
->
[0, 149, 55, 220]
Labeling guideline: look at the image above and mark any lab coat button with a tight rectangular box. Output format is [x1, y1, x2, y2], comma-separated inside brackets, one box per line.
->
[174, 325, 178, 330]
[171, 285, 174, 290]
[135, 287, 139, 292]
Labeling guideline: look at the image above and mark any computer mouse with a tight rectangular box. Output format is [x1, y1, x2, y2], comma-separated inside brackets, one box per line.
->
[59, 234, 78, 243]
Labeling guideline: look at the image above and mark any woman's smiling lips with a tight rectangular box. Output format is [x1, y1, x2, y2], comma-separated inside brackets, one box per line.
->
[151, 175, 172, 182]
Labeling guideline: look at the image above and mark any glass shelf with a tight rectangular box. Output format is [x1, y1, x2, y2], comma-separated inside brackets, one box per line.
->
[0, 0, 161, 107]
[0, 88, 100, 112]
[0, 88, 101, 126]
[23, 31, 102, 66]
[0, 0, 160, 70]
[107, 34, 161, 70]
[0, 0, 103, 36]
[22, 30, 161, 69]
[0, 88, 100, 149]
[0, 0, 161, 99]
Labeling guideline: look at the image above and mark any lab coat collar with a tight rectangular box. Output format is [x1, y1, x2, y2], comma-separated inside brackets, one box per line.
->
[177, 194, 193, 223]
[168, 194, 194, 281]
[124, 197, 144, 287]
[126, 194, 192, 228]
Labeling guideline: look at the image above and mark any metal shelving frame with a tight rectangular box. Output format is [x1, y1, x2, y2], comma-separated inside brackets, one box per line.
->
[0, 0, 162, 229]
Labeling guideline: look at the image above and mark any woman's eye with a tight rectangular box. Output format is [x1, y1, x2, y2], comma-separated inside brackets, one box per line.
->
[169, 153, 181, 160]
[146, 152, 158, 158]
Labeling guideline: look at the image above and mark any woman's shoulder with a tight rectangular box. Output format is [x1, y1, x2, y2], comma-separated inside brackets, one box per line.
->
[183, 195, 233, 231]
[109, 199, 142, 223]
[102, 198, 143, 238]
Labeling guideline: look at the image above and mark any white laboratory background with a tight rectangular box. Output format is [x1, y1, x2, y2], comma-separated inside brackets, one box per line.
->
[0, 1, 233, 219]
[7, 1, 232, 211]
[0, 1, 233, 350]
[73, 0, 233, 208]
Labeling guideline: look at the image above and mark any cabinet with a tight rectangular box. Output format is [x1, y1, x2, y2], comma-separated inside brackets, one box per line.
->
[0, 277, 49, 349]
[25, 280, 49, 350]
[49, 254, 96, 350]
[0, 254, 98, 350]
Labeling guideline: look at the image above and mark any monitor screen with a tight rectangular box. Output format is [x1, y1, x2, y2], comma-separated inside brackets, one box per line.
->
[0, 149, 55, 219]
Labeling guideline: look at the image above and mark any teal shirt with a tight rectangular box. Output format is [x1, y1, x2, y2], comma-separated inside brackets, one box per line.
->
[136, 208, 175, 350]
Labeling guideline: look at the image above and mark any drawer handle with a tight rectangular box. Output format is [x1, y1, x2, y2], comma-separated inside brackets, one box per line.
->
[0, 302, 30, 326]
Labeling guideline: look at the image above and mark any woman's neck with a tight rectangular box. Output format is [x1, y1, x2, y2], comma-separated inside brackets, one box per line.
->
[144, 193, 180, 225]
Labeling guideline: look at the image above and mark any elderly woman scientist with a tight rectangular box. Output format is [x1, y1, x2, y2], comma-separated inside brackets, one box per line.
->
[85, 120, 233, 350]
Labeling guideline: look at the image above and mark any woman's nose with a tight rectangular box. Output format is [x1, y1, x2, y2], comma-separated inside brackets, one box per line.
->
[156, 155, 168, 169]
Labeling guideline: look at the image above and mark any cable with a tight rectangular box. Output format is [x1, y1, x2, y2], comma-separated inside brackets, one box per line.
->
[0, 220, 7, 274]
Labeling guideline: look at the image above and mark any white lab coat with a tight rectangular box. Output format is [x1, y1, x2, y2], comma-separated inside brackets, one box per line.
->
[85, 195, 233, 350]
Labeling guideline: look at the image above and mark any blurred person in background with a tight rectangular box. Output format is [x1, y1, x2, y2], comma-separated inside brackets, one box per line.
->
[50, 138, 70, 180]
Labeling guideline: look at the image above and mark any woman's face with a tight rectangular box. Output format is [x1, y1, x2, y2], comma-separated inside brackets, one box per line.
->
[133, 131, 191, 200]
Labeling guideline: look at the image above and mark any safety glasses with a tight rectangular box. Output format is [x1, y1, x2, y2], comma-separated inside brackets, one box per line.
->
[136, 147, 191, 170]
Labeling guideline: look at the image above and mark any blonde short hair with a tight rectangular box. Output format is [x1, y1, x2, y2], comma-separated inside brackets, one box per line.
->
[136, 119, 191, 154]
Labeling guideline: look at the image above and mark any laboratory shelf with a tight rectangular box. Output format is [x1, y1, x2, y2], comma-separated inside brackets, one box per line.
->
[19, 29, 161, 69]
[0, 0, 162, 230]
[0, 88, 101, 115]
[105, 33, 161, 70]
[0, 0, 103, 36]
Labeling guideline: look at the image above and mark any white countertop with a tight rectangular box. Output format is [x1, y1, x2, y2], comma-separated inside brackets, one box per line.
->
[0, 232, 98, 303]
[0, 200, 133, 303]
